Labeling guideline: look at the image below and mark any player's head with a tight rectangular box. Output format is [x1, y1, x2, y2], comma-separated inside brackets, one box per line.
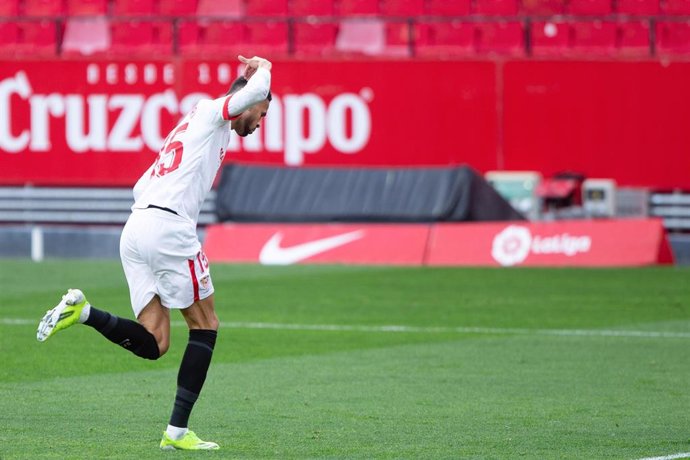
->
[227, 77, 272, 137]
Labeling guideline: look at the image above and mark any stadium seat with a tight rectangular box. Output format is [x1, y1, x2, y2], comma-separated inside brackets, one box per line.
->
[0, 22, 19, 56]
[338, 0, 380, 16]
[179, 20, 245, 56]
[618, 21, 650, 56]
[530, 20, 569, 56]
[426, 0, 471, 15]
[290, 0, 335, 16]
[62, 17, 109, 56]
[382, 22, 413, 56]
[109, 20, 173, 56]
[335, 19, 385, 55]
[656, 20, 690, 54]
[380, 0, 425, 16]
[616, 0, 659, 14]
[159, 0, 197, 16]
[245, 0, 288, 17]
[293, 22, 338, 57]
[663, 0, 690, 14]
[196, 0, 243, 17]
[521, 0, 566, 14]
[15, 20, 58, 56]
[66, 0, 108, 16]
[567, 0, 612, 15]
[23, 0, 65, 17]
[112, 0, 154, 16]
[415, 20, 473, 57]
[474, 0, 519, 15]
[245, 21, 289, 56]
[0, 0, 20, 16]
[475, 21, 524, 56]
[571, 21, 616, 55]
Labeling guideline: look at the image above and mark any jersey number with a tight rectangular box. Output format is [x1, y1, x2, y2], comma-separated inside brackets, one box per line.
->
[153, 122, 188, 178]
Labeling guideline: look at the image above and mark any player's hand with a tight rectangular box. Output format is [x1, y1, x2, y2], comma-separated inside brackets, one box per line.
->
[239, 55, 272, 79]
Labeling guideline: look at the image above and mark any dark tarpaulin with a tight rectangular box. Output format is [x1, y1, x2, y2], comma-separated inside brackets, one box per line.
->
[215, 164, 525, 223]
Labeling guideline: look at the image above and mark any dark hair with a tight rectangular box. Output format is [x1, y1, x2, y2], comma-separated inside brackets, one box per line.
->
[226, 76, 272, 102]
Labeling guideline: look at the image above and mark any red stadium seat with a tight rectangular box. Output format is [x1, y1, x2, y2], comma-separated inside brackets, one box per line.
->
[426, 0, 471, 15]
[197, 0, 243, 17]
[293, 22, 338, 57]
[62, 17, 109, 55]
[66, 0, 107, 16]
[179, 20, 245, 56]
[290, 0, 335, 16]
[338, 0, 379, 15]
[662, 0, 690, 14]
[618, 21, 650, 56]
[159, 0, 197, 16]
[0, 0, 20, 16]
[245, 21, 289, 56]
[530, 20, 569, 56]
[335, 19, 385, 55]
[112, 0, 154, 16]
[23, 0, 65, 17]
[474, 0, 519, 15]
[656, 20, 690, 54]
[245, 0, 288, 17]
[383, 22, 413, 56]
[415, 20, 473, 57]
[521, 0, 566, 14]
[571, 21, 616, 55]
[567, 0, 612, 15]
[475, 21, 524, 56]
[0, 22, 19, 56]
[15, 20, 58, 56]
[109, 20, 173, 56]
[616, 0, 659, 14]
[380, 0, 424, 16]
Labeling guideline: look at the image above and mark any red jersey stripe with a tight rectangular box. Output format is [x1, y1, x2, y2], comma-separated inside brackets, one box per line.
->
[222, 95, 241, 121]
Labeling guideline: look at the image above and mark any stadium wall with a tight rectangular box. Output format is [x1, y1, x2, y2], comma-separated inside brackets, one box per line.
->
[0, 59, 688, 189]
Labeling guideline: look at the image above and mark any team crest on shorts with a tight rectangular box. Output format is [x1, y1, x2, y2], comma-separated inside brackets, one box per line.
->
[199, 275, 210, 289]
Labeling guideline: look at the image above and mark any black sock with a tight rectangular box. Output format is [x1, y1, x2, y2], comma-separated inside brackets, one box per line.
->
[84, 307, 160, 360]
[169, 329, 217, 428]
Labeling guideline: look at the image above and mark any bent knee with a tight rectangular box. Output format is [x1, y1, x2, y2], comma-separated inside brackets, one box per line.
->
[156, 337, 170, 357]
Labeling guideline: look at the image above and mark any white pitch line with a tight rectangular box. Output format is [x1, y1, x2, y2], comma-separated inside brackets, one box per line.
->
[5, 317, 690, 339]
[636, 453, 690, 460]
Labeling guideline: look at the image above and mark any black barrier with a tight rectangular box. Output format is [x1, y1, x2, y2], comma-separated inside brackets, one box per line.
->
[215, 165, 525, 223]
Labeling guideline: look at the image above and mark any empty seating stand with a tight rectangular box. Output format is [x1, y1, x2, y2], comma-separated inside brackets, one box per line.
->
[0, 0, 683, 59]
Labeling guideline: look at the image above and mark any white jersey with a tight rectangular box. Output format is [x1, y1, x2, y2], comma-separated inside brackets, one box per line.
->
[131, 68, 271, 225]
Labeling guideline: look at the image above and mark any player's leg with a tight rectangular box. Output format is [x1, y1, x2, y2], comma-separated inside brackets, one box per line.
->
[160, 251, 220, 450]
[36, 289, 167, 360]
[168, 294, 219, 429]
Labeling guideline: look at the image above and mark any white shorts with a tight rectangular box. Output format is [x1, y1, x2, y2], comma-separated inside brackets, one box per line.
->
[120, 208, 214, 317]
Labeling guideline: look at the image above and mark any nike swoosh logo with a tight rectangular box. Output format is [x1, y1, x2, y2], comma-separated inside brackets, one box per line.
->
[259, 230, 365, 265]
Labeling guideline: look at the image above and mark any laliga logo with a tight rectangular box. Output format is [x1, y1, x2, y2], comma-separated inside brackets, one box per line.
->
[491, 225, 532, 267]
[491, 225, 592, 266]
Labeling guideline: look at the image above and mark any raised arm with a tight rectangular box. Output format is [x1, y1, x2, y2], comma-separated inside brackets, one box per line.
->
[210, 56, 272, 123]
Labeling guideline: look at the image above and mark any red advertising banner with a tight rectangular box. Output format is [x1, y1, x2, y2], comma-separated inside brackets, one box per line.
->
[0, 59, 497, 186]
[427, 219, 673, 267]
[203, 219, 672, 267]
[2, 59, 690, 189]
[502, 61, 690, 190]
[203, 223, 430, 265]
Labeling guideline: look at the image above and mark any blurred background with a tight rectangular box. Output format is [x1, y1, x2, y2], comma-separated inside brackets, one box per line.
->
[0, 0, 689, 266]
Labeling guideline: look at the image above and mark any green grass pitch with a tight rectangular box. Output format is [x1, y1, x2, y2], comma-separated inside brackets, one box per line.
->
[1, 260, 689, 459]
